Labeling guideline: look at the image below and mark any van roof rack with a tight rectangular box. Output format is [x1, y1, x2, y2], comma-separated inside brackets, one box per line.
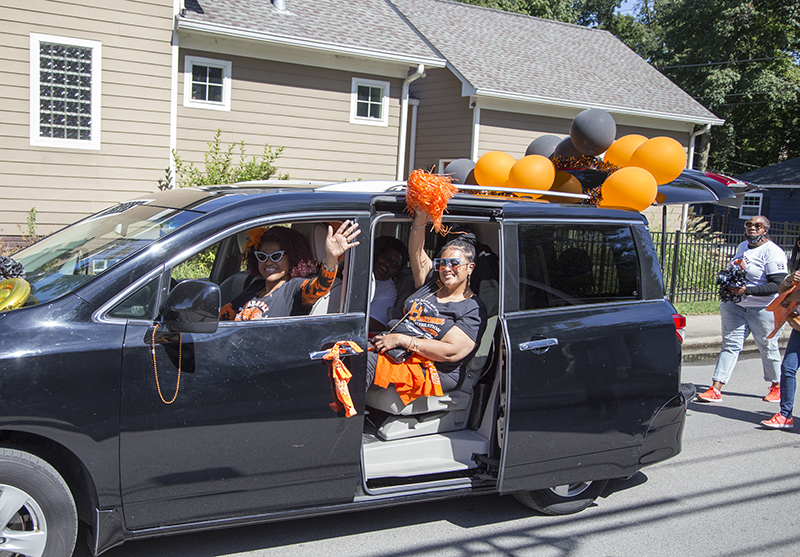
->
[317, 181, 590, 201]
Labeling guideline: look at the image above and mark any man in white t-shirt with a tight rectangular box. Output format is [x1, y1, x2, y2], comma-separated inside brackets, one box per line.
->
[697, 216, 787, 403]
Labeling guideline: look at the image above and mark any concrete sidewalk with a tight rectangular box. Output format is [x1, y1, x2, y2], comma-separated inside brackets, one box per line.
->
[681, 312, 792, 362]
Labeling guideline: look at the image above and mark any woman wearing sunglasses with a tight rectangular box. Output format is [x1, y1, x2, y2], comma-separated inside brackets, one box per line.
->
[370, 211, 487, 396]
[220, 221, 360, 321]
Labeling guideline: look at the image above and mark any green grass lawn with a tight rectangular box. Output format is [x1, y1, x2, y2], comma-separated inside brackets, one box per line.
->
[673, 300, 720, 315]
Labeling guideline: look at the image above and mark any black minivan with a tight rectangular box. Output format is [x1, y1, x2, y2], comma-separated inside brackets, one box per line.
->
[0, 181, 687, 556]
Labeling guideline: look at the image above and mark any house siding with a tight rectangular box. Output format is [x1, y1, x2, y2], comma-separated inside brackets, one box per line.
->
[176, 50, 404, 183]
[409, 68, 473, 173]
[0, 0, 174, 236]
[478, 110, 570, 159]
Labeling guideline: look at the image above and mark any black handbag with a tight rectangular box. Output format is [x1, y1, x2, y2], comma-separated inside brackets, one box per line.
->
[380, 319, 415, 364]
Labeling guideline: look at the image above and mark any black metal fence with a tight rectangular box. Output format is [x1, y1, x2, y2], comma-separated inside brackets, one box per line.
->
[651, 224, 799, 303]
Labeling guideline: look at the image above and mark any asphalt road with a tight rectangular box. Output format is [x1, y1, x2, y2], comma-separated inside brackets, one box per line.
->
[77, 356, 800, 557]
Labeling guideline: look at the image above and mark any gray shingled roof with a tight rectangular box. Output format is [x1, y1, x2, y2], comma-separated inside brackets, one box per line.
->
[389, 0, 721, 124]
[179, 0, 444, 66]
[736, 158, 800, 186]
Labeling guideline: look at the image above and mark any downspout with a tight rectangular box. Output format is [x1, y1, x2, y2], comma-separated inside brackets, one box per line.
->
[681, 123, 712, 230]
[168, 0, 182, 188]
[397, 64, 425, 180]
[407, 98, 420, 175]
[470, 100, 480, 161]
[687, 123, 711, 170]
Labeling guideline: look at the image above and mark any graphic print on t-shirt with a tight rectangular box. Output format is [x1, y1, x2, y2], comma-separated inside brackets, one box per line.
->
[407, 298, 447, 338]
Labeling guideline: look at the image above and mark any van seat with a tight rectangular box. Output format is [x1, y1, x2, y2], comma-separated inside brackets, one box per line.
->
[365, 316, 497, 441]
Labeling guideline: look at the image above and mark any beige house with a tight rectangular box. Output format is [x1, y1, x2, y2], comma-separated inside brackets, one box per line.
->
[1, 0, 721, 243]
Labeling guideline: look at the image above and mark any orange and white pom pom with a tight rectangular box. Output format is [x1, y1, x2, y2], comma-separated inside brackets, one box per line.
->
[406, 169, 458, 234]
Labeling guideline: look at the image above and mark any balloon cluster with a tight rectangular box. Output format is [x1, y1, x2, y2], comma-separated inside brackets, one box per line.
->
[444, 108, 688, 212]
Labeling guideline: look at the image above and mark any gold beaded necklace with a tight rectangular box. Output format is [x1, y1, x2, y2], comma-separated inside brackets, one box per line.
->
[150, 323, 182, 404]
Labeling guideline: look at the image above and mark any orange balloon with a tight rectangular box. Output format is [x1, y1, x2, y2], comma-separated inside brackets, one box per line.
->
[506, 155, 555, 197]
[629, 137, 686, 185]
[474, 151, 516, 188]
[599, 166, 658, 212]
[604, 134, 647, 168]
[542, 170, 583, 203]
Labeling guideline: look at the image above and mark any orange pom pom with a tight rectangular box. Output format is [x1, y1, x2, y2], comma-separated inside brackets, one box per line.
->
[406, 169, 458, 234]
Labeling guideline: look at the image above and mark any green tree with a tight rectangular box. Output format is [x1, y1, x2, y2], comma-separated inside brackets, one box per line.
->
[646, 0, 800, 174]
[457, 0, 800, 175]
[160, 129, 287, 189]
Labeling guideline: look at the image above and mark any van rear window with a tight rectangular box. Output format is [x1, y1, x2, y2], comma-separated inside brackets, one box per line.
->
[518, 224, 640, 309]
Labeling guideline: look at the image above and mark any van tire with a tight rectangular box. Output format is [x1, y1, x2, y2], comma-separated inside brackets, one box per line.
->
[0, 447, 78, 557]
[513, 479, 609, 516]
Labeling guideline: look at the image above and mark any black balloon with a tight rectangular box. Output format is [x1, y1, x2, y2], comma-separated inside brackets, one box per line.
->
[570, 108, 616, 156]
[525, 135, 561, 158]
[444, 158, 477, 184]
[552, 137, 584, 160]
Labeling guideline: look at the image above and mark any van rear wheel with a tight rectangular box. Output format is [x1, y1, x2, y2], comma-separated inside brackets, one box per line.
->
[513, 479, 609, 516]
[0, 448, 77, 557]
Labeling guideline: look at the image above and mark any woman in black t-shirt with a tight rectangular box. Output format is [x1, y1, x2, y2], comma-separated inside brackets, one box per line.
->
[371, 211, 487, 391]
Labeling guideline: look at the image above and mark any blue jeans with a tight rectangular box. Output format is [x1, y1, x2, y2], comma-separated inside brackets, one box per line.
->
[780, 329, 799, 417]
[712, 301, 781, 385]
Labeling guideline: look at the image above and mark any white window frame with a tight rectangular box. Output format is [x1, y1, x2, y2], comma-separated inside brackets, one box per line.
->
[183, 56, 232, 111]
[30, 33, 102, 150]
[349, 78, 390, 127]
[739, 192, 763, 219]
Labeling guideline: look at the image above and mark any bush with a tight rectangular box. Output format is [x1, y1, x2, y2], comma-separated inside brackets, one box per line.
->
[159, 130, 287, 190]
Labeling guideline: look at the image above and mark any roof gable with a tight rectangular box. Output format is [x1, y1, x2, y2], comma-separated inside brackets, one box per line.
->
[390, 0, 721, 124]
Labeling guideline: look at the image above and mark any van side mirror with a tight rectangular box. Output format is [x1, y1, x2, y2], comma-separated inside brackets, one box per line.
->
[161, 280, 220, 334]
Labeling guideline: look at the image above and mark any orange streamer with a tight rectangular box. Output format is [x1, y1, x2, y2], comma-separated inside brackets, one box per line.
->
[324, 341, 363, 417]
[406, 169, 458, 234]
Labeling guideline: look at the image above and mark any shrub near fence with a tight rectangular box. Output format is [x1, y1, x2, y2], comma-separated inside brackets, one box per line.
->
[651, 223, 798, 304]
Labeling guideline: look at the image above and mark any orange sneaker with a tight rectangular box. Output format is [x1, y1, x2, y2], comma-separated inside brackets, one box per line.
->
[696, 387, 722, 402]
[760, 413, 793, 429]
[764, 383, 781, 402]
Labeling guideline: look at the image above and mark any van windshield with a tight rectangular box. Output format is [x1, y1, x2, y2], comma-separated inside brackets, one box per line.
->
[10, 201, 201, 306]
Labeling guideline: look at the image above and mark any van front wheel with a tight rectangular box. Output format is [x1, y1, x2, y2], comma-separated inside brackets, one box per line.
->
[0, 448, 78, 557]
[513, 480, 609, 516]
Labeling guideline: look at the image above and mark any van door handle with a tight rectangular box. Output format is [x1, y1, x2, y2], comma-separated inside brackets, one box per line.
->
[309, 342, 361, 360]
[519, 337, 558, 354]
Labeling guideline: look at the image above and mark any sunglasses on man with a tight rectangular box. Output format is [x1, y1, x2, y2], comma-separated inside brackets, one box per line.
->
[253, 250, 285, 263]
[433, 257, 465, 271]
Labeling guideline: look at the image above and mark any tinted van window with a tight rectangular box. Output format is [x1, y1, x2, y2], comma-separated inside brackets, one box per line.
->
[518, 224, 640, 309]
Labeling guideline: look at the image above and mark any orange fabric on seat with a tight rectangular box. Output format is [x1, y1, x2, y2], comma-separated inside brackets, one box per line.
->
[374, 353, 443, 405]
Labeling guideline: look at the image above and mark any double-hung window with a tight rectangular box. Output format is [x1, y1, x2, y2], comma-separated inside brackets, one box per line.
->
[739, 192, 763, 219]
[30, 34, 101, 150]
[184, 56, 232, 111]
[350, 78, 390, 126]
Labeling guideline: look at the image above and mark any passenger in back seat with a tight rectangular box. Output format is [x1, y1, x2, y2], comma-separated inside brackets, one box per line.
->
[369, 236, 408, 333]
[220, 221, 360, 321]
[369, 212, 487, 399]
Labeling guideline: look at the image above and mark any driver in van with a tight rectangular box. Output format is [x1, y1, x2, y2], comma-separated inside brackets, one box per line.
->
[220, 221, 360, 321]
[369, 211, 487, 399]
